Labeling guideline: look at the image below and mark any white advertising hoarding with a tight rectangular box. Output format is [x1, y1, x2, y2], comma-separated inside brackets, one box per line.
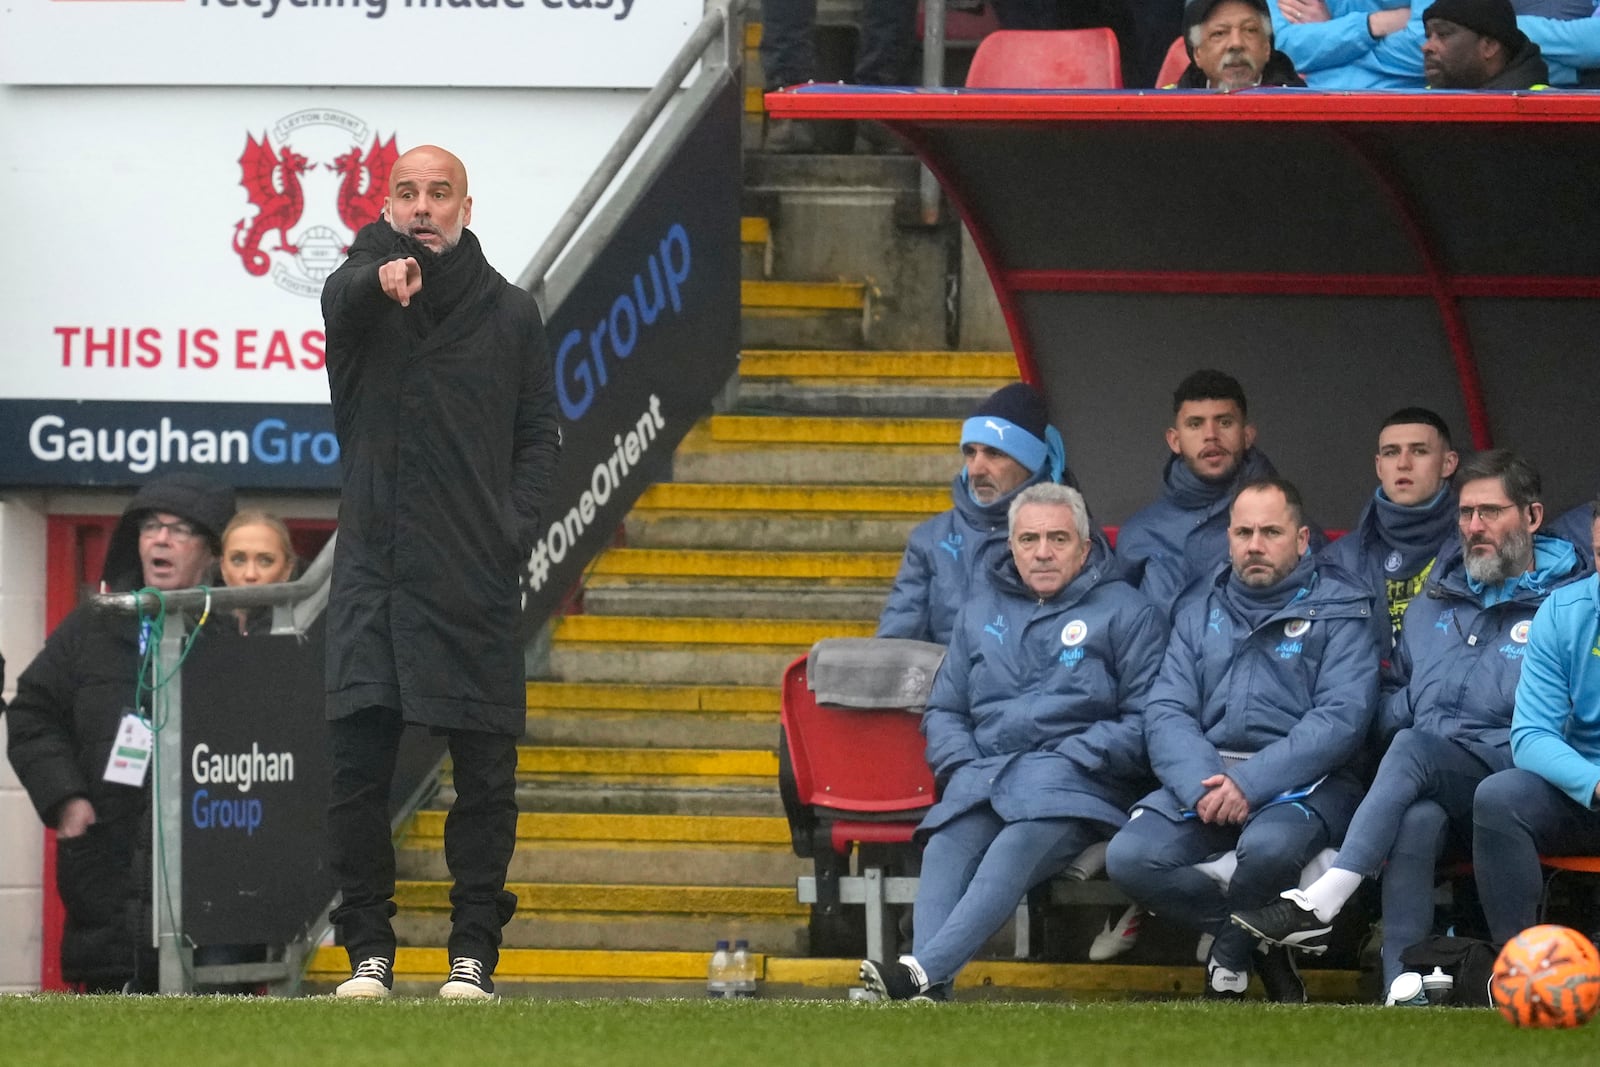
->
[0, 85, 647, 405]
[0, 0, 699, 87]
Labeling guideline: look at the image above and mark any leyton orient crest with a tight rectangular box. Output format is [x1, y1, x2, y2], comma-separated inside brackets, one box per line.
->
[231, 109, 400, 298]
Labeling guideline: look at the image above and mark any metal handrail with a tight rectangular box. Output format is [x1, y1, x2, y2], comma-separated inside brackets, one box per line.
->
[92, 531, 336, 615]
[516, 0, 746, 300]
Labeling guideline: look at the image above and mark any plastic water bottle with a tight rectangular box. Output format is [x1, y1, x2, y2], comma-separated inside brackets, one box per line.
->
[706, 939, 732, 998]
[730, 939, 758, 999]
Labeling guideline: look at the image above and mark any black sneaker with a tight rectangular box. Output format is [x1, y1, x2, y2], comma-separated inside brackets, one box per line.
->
[1229, 890, 1332, 953]
[440, 956, 495, 1000]
[1254, 944, 1307, 1004]
[335, 956, 393, 999]
[858, 956, 929, 1001]
[1203, 957, 1248, 1000]
[909, 981, 951, 1004]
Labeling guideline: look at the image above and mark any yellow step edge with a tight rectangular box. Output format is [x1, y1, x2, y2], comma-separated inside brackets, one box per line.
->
[308, 947, 737, 981]
[394, 881, 806, 916]
[526, 681, 779, 713]
[634, 483, 948, 514]
[707, 415, 956, 446]
[740, 350, 1017, 379]
[553, 615, 875, 645]
[513, 746, 779, 777]
[740, 217, 771, 245]
[407, 811, 791, 845]
[745, 21, 761, 47]
[741, 280, 865, 311]
[745, 85, 764, 115]
[589, 548, 900, 581]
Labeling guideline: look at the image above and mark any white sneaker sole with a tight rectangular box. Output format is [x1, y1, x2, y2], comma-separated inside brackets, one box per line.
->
[334, 977, 390, 999]
[1087, 905, 1143, 962]
[440, 980, 496, 1000]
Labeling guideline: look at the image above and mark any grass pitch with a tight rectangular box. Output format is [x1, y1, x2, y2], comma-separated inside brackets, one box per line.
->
[1, 996, 1596, 1067]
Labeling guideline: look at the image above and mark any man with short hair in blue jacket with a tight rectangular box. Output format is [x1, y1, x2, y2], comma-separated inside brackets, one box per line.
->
[1318, 407, 1460, 673]
[1116, 370, 1321, 612]
[877, 383, 1078, 646]
[1473, 499, 1600, 948]
[858, 483, 1167, 1001]
[1233, 450, 1589, 998]
[1106, 477, 1378, 1002]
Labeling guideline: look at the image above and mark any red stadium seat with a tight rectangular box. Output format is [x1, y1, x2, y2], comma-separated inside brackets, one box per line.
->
[780, 652, 935, 961]
[965, 29, 1124, 89]
[1154, 36, 1191, 88]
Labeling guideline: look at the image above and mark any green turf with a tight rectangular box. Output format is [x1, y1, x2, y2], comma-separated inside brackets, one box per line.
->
[1, 997, 1596, 1067]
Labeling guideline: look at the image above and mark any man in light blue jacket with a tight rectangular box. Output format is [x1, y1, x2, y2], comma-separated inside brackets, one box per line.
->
[1233, 450, 1588, 996]
[1107, 477, 1379, 1002]
[877, 383, 1078, 646]
[1473, 500, 1600, 946]
[858, 483, 1167, 1001]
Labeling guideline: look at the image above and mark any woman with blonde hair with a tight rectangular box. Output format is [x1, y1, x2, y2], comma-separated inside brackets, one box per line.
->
[220, 509, 297, 634]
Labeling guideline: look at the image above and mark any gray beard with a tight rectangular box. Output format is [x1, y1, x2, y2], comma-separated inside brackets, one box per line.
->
[1464, 525, 1533, 586]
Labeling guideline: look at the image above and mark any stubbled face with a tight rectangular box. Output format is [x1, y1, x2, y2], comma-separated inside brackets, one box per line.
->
[1195, 1, 1273, 90]
[1167, 398, 1256, 483]
[385, 146, 472, 253]
[1459, 476, 1540, 585]
[1375, 423, 1459, 507]
[139, 511, 215, 591]
[1010, 502, 1090, 599]
[1423, 19, 1499, 89]
[964, 443, 1032, 504]
[221, 523, 295, 587]
[1229, 486, 1309, 588]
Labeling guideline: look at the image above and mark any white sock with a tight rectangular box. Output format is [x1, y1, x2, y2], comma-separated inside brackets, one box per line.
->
[1298, 867, 1363, 922]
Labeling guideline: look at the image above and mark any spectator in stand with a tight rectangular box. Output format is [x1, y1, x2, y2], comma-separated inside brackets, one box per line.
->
[858, 483, 1167, 1001]
[760, 0, 916, 153]
[5, 473, 236, 992]
[1421, 0, 1550, 86]
[1105, 478, 1378, 1002]
[1116, 370, 1323, 612]
[1471, 500, 1600, 952]
[220, 510, 298, 636]
[1173, 0, 1308, 86]
[1266, 0, 1597, 87]
[878, 383, 1088, 646]
[1548, 497, 1599, 554]
[1318, 407, 1459, 674]
[1232, 451, 1587, 998]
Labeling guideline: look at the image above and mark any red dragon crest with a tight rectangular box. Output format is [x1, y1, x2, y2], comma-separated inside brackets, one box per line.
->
[232, 133, 312, 277]
[331, 135, 399, 248]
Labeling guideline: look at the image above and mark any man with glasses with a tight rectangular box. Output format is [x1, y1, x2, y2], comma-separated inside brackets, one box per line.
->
[7, 473, 237, 992]
[1231, 450, 1589, 1000]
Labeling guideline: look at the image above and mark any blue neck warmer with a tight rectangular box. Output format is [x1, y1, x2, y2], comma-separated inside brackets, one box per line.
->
[1221, 554, 1316, 631]
[1370, 487, 1457, 580]
[1164, 448, 1274, 513]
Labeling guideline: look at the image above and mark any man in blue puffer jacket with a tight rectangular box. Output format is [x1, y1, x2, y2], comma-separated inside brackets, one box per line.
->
[1318, 407, 1460, 675]
[1473, 500, 1600, 948]
[1232, 450, 1589, 997]
[858, 483, 1167, 1001]
[1107, 477, 1378, 1002]
[1116, 370, 1324, 613]
[878, 384, 1082, 646]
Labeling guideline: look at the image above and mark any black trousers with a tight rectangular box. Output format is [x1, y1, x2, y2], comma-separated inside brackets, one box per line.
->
[328, 706, 519, 972]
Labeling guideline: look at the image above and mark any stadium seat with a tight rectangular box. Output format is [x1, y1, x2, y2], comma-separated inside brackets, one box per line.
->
[780, 646, 937, 963]
[964, 29, 1124, 89]
[1154, 37, 1190, 88]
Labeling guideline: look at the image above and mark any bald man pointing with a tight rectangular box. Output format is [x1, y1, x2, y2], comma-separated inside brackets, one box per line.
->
[321, 145, 561, 1000]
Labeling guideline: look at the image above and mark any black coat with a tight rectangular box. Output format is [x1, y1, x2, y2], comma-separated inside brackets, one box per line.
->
[6, 604, 229, 986]
[1481, 37, 1549, 89]
[321, 223, 560, 736]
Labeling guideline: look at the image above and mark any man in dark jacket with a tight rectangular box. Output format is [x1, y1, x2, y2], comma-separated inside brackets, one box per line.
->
[1116, 370, 1323, 611]
[1174, 0, 1308, 88]
[1422, 0, 1550, 87]
[1318, 407, 1460, 672]
[877, 383, 1080, 646]
[320, 144, 560, 1000]
[7, 473, 236, 991]
[1106, 478, 1379, 1002]
[859, 483, 1167, 1001]
[1233, 450, 1589, 998]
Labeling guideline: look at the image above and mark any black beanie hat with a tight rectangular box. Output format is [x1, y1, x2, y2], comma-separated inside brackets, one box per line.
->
[1182, 0, 1273, 56]
[970, 383, 1050, 441]
[100, 472, 238, 589]
[1422, 0, 1525, 51]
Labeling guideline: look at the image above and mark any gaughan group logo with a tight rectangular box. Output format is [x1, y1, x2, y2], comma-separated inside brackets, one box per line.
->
[231, 109, 400, 298]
